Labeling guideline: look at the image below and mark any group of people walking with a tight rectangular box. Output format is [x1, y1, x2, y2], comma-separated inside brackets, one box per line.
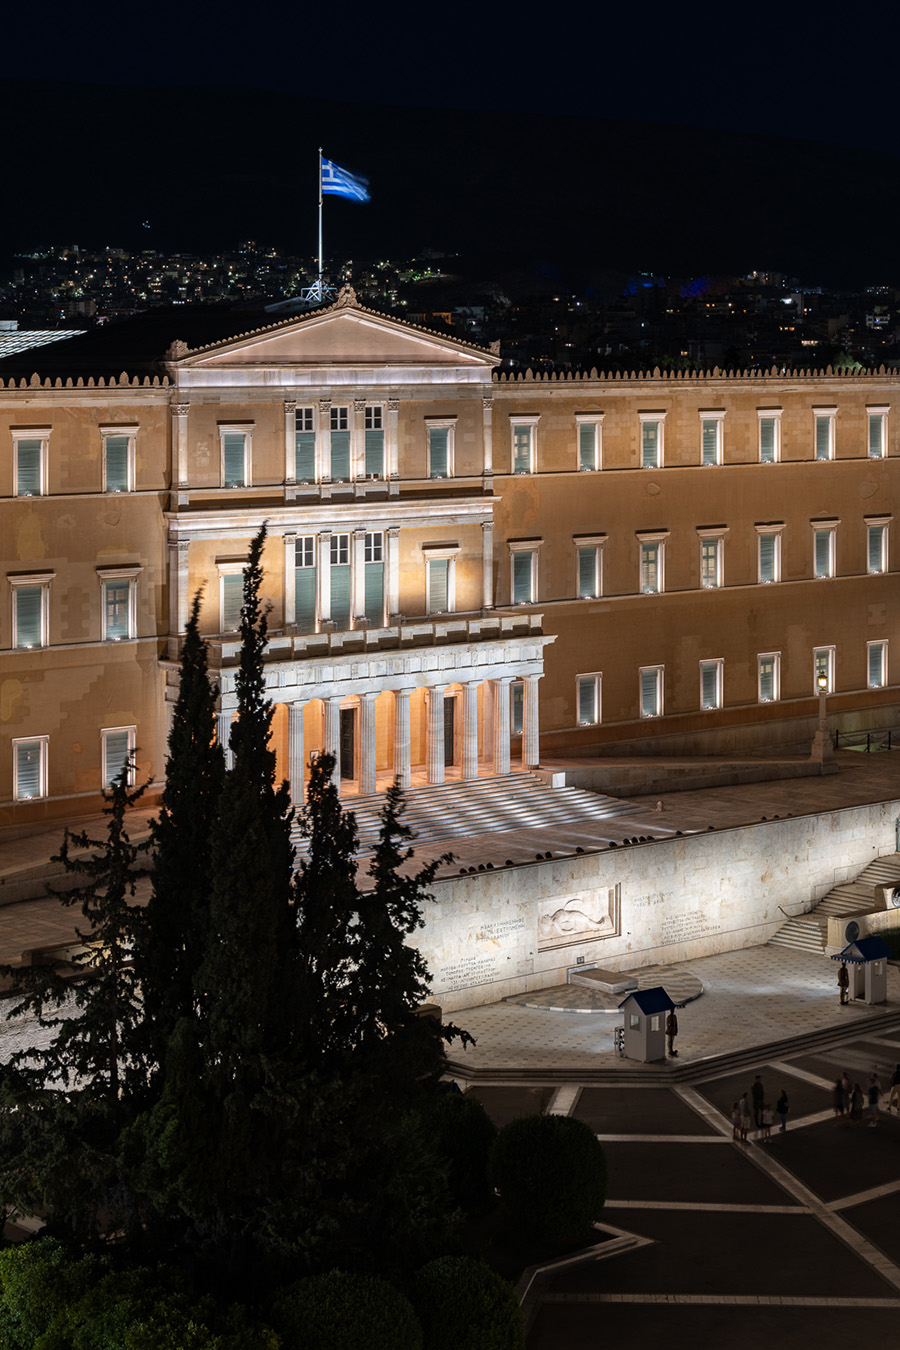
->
[832, 1064, 900, 1127]
[731, 1075, 788, 1144]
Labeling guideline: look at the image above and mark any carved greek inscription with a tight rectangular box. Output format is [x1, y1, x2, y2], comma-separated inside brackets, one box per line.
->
[476, 918, 526, 942]
[660, 910, 721, 945]
[438, 956, 500, 993]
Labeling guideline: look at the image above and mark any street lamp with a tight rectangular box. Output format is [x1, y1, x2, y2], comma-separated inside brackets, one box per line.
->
[812, 672, 832, 767]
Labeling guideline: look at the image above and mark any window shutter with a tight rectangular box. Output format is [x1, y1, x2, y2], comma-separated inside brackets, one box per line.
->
[869, 644, 885, 687]
[105, 435, 129, 491]
[869, 526, 884, 573]
[701, 420, 718, 464]
[869, 416, 883, 458]
[223, 432, 245, 486]
[641, 542, 659, 592]
[642, 422, 658, 468]
[295, 566, 316, 633]
[759, 659, 774, 701]
[578, 423, 596, 470]
[759, 535, 775, 581]
[330, 564, 352, 629]
[16, 440, 41, 495]
[16, 742, 42, 798]
[105, 731, 130, 787]
[364, 429, 384, 477]
[759, 418, 775, 462]
[295, 431, 316, 482]
[330, 431, 350, 480]
[512, 552, 532, 603]
[364, 562, 384, 625]
[578, 676, 595, 724]
[513, 427, 531, 473]
[429, 428, 448, 477]
[428, 559, 449, 613]
[15, 587, 42, 647]
[578, 547, 596, 597]
[815, 416, 830, 460]
[641, 669, 659, 717]
[814, 531, 831, 577]
[222, 574, 243, 631]
[105, 581, 130, 639]
[701, 662, 719, 709]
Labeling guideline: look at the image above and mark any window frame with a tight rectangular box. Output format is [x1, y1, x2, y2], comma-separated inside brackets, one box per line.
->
[363, 403, 386, 479]
[699, 658, 723, 710]
[812, 521, 838, 579]
[639, 411, 666, 469]
[868, 640, 888, 689]
[756, 524, 784, 584]
[295, 405, 318, 483]
[425, 417, 456, 479]
[758, 651, 781, 703]
[508, 539, 540, 604]
[700, 410, 725, 466]
[576, 672, 602, 726]
[697, 527, 727, 589]
[757, 408, 782, 464]
[509, 415, 539, 475]
[101, 725, 136, 790]
[813, 645, 836, 694]
[217, 561, 246, 634]
[813, 407, 836, 462]
[639, 665, 664, 719]
[97, 565, 141, 642]
[637, 531, 669, 595]
[100, 423, 137, 493]
[12, 735, 48, 801]
[866, 517, 890, 574]
[867, 406, 888, 459]
[12, 427, 50, 498]
[328, 405, 351, 482]
[9, 572, 54, 650]
[574, 534, 606, 599]
[575, 414, 603, 471]
[218, 423, 253, 488]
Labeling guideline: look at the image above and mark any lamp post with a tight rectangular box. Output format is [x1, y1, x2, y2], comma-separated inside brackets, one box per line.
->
[811, 671, 832, 768]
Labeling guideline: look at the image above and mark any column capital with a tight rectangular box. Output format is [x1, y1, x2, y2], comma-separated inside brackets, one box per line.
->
[318, 528, 333, 540]
[353, 526, 368, 540]
[318, 398, 332, 414]
[283, 399, 297, 413]
[171, 402, 190, 417]
[176, 538, 191, 557]
[388, 397, 400, 412]
[353, 397, 366, 413]
[482, 395, 493, 411]
[387, 525, 401, 539]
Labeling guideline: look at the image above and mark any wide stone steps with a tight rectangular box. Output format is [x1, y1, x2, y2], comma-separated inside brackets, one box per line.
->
[768, 916, 829, 954]
[291, 773, 638, 855]
[768, 850, 900, 953]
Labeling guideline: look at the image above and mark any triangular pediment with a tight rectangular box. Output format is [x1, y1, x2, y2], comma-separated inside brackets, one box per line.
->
[171, 290, 497, 371]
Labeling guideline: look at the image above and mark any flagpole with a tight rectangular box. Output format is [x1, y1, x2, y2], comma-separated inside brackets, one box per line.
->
[317, 146, 324, 291]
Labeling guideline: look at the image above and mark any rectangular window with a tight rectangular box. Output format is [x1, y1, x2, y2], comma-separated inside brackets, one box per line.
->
[427, 558, 450, 613]
[294, 535, 316, 634]
[12, 583, 48, 649]
[577, 545, 601, 598]
[701, 415, 723, 466]
[13, 736, 47, 800]
[222, 573, 243, 632]
[511, 681, 524, 735]
[330, 532, 351, 628]
[13, 434, 47, 497]
[641, 420, 660, 468]
[814, 410, 835, 461]
[868, 409, 887, 459]
[699, 536, 722, 589]
[868, 640, 887, 689]
[103, 432, 133, 492]
[512, 423, 534, 474]
[758, 411, 781, 463]
[576, 417, 602, 471]
[103, 579, 132, 641]
[813, 646, 835, 694]
[364, 530, 384, 625]
[511, 550, 536, 604]
[102, 726, 135, 789]
[577, 674, 601, 725]
[222, 430, 247, 487]
[700, 659, 723, 710]
[758, 652, 780, 703]
[868, 523, 888, 574]
[758, 531, 781, 584]
[295, 407, 316, 482]
[640, 666, 663, 718]
[428, 425, 450, 478]
[813, 527, 835, 579]
[329, 406, 350, 481]
[364, 405, 384, 477]
[640, 541, 662, 594]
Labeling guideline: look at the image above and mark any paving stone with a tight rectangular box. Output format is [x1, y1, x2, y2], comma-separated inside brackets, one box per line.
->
[762, 1114, 900, 1203]
[696, 1065, 831, 1121]
[602, 1142, 798, 1207]
[574, 1087, 719, 1136]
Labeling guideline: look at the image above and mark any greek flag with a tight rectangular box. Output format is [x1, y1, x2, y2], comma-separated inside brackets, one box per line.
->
[321, 157, 370, 203]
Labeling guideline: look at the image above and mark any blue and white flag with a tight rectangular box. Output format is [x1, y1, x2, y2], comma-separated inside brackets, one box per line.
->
[321, 157, 370, 203]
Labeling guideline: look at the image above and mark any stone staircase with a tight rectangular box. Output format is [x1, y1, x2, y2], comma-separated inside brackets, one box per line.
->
[768, 851, 900, 955]
[291, 772, 638, 856]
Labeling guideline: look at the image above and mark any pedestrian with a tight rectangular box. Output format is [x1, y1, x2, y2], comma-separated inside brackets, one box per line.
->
[838, 961, 850, 1005]
[849, 1082, 864, 1124]
[731, 1102, 741, 1142]
[833, 1078, 846, 1124]
[752, 1074, 765, 1129]
[738, 1092, 752, 1143]
[840, 1070, 851, 1116]
[776, 1087, 789, 1133]
[867, 1073, 881, 1127]
[666, 1009, 678, 1057]
[761, 1103, 774, 1143]
[888, 1064, 900, 1114]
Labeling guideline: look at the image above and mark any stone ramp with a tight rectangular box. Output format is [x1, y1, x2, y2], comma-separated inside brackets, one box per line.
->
[291, 772, 640, 856]
[768, 851, 900, 954]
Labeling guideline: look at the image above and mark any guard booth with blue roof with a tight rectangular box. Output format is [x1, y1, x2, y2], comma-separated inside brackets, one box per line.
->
[831, 935, 890, 1006]
[618, 986, 676, 1063]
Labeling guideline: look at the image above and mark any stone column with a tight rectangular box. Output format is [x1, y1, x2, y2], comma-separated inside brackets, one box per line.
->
[462, 680, 479, 780]
[352, 398, 366, 481]
[318, 530, 332, 624]
[482, 394, 493, 475]
[171, 402, 189, 488]
[492, 677, 511, 776]
[481, 520, 494, 609]
[217, 707, 234, 772]
[283, 531, 296, 628]
[318, 399, 331, 481]
[387, 398, 400, 479]
[522, 673, 541, 769]
[426, 684, 447, 786]
[168, 539, 191, 660]
[289, 700, 305, 804]
[283, 399, 296, 486]
[353, 528, 367, 625]
[359, 692, 377, 796]
[393, 687, 413, 790]
[387, 526, 401, 620]
[323, 696, 342, 795]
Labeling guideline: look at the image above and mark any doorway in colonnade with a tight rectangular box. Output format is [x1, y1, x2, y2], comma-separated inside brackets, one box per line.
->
[340, 707, 356, 781]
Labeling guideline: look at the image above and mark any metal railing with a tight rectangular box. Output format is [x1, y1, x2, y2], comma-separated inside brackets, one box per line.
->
[833, 728, 897, 753]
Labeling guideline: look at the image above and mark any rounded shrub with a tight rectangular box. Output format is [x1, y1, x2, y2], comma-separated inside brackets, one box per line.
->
[271, 1269, 421, 1350]
[413, 1256, 524, 1350]
[421, 1089, 498, 1214]
[488, 1113, 607, 1248]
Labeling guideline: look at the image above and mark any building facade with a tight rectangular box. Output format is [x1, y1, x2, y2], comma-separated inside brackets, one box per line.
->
[2, 288, 898, 825]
